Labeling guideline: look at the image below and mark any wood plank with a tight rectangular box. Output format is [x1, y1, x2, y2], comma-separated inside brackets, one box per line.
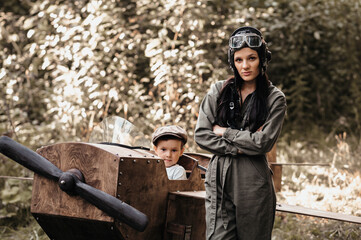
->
[114, 156, 170, 240]
[182, 152, 210, 171]
[170, 191, 206, 199]
[276, 203, 361, 224]
[0, 176, 33, 181]
[114, 151, 205, 240]
[166, 192, 205, 240]
[171, 191, 361, 225]
[266, 144, 277, 163]
[270, 165, 282, 192]
[269, 162, 330, 166]
[166, 222, 192, 240]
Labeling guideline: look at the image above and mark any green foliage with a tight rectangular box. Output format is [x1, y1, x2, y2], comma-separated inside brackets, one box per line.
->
[1, 0, 361, 147]
[0, 218, 48, 240]
[0, 179, 32, 221]
[0, 0, 35, 15]
[265, 0, 361, 139]
[0, 155, 33, 226]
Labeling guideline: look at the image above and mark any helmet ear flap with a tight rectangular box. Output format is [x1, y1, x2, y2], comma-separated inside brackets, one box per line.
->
[228, 48, 235, 71]
[266, 50, 272, 62]
[228, 48, 232, 68]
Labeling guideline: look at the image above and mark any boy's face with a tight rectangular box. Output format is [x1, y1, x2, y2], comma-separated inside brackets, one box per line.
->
[154, 139, 184, 168]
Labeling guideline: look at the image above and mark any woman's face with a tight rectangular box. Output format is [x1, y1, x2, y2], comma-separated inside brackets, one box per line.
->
[234, 47, 260, 82]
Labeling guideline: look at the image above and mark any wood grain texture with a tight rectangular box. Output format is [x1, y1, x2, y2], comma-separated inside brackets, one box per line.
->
[270, 165, 282, 192]
[32, 142, 119, 222]
[165, 192, 206, 240]
[115, 152, 205, 239]
[267, 144, 277, 163]
[276, 203, 361, 224]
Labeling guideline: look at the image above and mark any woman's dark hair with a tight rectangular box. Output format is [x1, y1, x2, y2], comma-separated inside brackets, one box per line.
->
[216, 26, 271, 132]
[216, 73, 270, 132]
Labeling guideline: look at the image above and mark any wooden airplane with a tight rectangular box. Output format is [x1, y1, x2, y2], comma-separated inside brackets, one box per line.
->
[0, 117, 360, 240]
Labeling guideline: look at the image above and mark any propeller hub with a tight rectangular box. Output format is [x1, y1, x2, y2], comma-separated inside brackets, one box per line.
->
[58, 169, 85, 194]
[58, 172, 76, 193]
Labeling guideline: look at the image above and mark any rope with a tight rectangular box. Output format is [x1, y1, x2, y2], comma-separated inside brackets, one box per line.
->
[0, 175, 33, 181]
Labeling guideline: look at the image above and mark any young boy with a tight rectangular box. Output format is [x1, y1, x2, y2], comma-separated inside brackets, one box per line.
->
[152, 125, 187, 180]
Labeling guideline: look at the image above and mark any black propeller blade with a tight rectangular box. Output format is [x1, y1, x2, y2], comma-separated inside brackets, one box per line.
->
[0, 136, 62, 180]
[0, 136, 149, 232]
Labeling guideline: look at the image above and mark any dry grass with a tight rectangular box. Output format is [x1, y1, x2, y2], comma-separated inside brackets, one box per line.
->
[272, 133, 361, 239]
[0, 221, 47, 240]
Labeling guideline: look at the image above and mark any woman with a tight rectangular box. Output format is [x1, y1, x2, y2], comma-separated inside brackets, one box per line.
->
[195, 26, 286, 239]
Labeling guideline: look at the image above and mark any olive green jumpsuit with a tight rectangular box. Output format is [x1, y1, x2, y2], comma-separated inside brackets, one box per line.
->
[195, 81, 287, 240]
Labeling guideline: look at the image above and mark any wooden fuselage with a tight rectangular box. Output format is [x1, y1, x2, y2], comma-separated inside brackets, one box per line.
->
[32, 142, 208, 240]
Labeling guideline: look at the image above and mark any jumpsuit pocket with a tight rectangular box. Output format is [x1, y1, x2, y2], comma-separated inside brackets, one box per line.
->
[249, 156, 269, 181]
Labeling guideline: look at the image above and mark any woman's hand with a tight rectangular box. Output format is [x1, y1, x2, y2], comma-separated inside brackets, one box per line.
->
[213, 125, 226, 136]
[213, 125, 243, 154]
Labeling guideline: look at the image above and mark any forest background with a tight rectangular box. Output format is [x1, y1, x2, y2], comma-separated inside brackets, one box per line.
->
[0, 0, 360, 239]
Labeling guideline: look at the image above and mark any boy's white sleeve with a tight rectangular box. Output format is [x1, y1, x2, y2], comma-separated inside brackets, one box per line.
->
[167, 165, 187, 180]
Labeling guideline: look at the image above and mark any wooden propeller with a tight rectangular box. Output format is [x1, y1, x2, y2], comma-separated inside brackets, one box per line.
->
[0, 136, 149, 232]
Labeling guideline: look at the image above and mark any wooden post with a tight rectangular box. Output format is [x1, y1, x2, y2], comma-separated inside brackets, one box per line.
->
[267, 144, 282, 192]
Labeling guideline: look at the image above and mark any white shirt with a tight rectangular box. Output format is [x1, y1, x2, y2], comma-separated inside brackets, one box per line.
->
[166, 164, 187, 180]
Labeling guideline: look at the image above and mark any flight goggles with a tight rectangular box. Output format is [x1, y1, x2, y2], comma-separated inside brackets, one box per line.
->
[229, 33, 262, 48]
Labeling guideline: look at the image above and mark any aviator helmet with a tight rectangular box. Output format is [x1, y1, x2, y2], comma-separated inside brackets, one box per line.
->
[228, 26, 272, 76]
